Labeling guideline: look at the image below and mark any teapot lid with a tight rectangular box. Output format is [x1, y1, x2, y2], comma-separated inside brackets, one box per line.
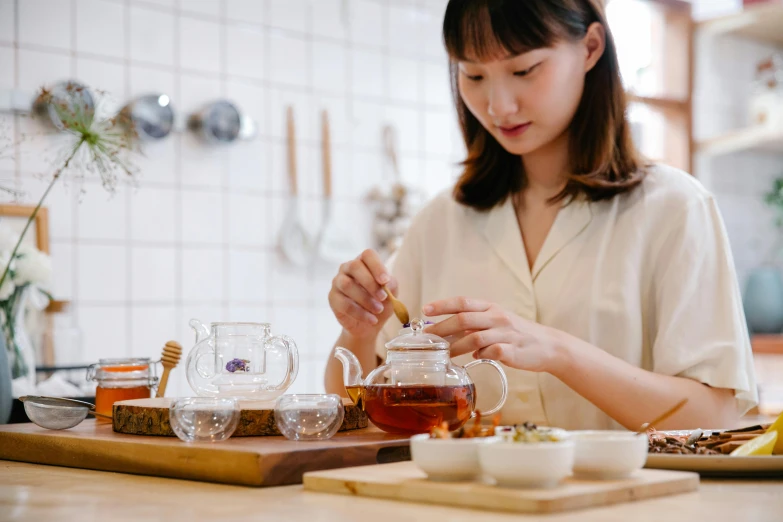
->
[385, 318, 449, 351]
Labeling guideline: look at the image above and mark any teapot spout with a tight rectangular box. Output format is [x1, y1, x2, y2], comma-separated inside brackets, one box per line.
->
[333, 347, 363, 388]
[189, 318, 211, 345]
[333, 347, 365, 408]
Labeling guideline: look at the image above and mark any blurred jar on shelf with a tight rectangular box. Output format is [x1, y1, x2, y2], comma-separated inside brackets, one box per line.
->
[750, 54, 783, 131]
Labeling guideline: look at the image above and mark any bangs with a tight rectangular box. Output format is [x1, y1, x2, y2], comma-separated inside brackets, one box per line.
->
[443, 0, 587, 61]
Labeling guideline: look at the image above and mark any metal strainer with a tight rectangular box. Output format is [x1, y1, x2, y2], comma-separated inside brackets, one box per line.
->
[20, 396, 111, 430]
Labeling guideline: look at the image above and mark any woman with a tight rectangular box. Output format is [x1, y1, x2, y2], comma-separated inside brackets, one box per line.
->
[324, 0, 757, 431]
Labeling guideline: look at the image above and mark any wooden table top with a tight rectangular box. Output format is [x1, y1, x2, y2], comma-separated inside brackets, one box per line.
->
[2, 460, 782, 522]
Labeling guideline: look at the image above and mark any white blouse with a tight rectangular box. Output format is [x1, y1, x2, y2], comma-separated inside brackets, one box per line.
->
[375, 164, 758, 430]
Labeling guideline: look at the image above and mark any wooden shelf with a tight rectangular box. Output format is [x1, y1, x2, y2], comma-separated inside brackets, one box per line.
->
[698, 4, 783, 46]
[695, 126, 783, 156]
[45, 299, 70, 314]
[627, 94, 690, 113]
[752, 334, 783, 355]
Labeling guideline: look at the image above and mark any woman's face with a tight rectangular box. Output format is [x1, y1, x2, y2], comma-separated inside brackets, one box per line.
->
[457, 30, 602, 157]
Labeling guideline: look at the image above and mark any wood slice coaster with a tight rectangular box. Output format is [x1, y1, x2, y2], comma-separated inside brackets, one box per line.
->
[113, 397, 367, 437]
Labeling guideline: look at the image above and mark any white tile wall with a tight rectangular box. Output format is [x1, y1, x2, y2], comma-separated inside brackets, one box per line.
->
[0, 47, 12, 89]
[310, 0, 346, 41]
[76, 0, 126, 59]
[129, 5, 175, 66]
[225, 0, 265, 25]
[0, 0, 14, 45]
[179, 0, 221, 17]
[179, 16, 222, 74]
[225, 26, 265, 80]
[18, 0, 72, 51]
[269, 32, 309, 88]
[350, 0, 384, 47]
[1, 0, 460, 398]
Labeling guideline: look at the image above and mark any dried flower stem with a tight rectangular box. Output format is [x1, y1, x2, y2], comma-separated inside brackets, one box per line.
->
[0, 139, 83, 291]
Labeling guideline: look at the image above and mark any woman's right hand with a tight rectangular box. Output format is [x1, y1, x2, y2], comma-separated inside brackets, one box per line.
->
[328, 249, 398, 339]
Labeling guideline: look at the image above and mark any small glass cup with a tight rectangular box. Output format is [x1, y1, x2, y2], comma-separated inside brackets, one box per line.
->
[274, 394, 344, 441]
[169, 397, 240, 443]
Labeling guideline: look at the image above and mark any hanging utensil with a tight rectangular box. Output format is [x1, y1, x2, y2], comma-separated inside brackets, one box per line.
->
[383, 125, 401, 182]
[278, 106, 313, 266]
[315, 109, 358, 264]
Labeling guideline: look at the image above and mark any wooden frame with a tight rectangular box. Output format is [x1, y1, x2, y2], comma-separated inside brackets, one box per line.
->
[0, 204, 50, 254]
[0, 204, 64, 368]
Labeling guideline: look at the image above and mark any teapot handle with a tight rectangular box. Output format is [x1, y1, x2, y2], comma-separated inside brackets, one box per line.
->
[464, 359, 508, 417]
[265, 335, 299, 391]
[185, 343, 219, 396]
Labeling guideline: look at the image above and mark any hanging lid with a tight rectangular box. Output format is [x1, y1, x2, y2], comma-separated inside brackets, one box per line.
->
[385, 318, 449, 351]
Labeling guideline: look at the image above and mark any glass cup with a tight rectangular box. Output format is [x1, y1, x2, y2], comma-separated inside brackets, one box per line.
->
[169, 397, 240, 443]
[274, 394, 344, 441]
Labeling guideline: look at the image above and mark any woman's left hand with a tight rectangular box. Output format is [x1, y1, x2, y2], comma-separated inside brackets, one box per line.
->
[422, 297, 566, 373]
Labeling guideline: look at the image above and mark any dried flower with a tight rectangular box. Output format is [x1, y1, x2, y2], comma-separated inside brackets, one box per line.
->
[226, 358, 250, 373]
[402, 321, 433, 329]
[0, 82, 140, 379]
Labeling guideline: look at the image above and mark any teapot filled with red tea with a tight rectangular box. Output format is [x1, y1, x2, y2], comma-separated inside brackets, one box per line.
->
[335, 318, 508, 434]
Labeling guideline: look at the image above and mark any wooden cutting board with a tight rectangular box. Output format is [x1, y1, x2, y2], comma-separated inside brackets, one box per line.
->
[113, 397, 367, 436]
[0, 420, 410, 487]
[303, 462, 700, 514]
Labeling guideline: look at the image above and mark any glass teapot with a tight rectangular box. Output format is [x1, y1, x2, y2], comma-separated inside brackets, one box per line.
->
[334, 318, 508, 434]
[186, 320, 298, 400]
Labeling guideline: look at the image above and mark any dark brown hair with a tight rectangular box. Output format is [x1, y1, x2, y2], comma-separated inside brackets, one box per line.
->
[443, 0, 645, 210]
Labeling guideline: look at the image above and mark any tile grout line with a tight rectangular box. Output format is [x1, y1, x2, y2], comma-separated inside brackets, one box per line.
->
[263, 0, 275, 329]
[219, 0, 230, 321]
[173, 0, 184, 369]
[123, 0, 133, 357]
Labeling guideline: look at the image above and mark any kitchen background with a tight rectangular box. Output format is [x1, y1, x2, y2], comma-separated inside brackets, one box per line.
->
[0, 0, 782, 410]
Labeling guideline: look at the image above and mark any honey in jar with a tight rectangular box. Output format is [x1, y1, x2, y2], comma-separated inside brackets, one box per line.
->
[87, 358, 158, 420]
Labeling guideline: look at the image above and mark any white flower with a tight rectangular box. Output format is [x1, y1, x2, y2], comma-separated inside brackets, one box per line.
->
[13, 245, 52, 287]
[0, 273, 14, 300]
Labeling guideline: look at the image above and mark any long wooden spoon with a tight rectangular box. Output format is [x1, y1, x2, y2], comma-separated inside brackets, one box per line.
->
[637, 398, 689, 434]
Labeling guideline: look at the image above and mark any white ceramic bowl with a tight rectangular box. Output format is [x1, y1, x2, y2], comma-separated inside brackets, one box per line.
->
[410, 433, 500, 481]
[569, 430, 648, 479]
[478, 439, 575, 488]
[496, 425, 570, 442]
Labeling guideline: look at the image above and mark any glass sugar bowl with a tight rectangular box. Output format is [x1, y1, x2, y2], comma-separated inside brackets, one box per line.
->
[87, 358, 158, 419]
[169, 397, 240, 442]
[274, 394, 345, 441]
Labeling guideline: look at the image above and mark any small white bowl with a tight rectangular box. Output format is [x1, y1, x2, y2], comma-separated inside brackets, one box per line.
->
[410, 433, 500, 481]
[478, 439, 575, 488]
[569, 430, 648, 479]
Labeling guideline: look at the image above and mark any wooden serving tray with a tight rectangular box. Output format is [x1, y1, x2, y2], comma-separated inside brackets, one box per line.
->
[303, 461, 700, 514]
[0, 420, 410, 487]
[112, 397, 367, 436]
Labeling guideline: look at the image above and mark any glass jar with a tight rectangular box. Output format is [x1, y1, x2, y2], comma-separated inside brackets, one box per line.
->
[87, 358, 158, 419]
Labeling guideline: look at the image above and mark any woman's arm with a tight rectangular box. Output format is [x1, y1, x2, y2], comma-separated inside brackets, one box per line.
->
[550, 329, 738, 430]
[424, 298, 740, 430]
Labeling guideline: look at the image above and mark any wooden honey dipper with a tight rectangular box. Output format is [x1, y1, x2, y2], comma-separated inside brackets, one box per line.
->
[155, 341, 182, 398]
